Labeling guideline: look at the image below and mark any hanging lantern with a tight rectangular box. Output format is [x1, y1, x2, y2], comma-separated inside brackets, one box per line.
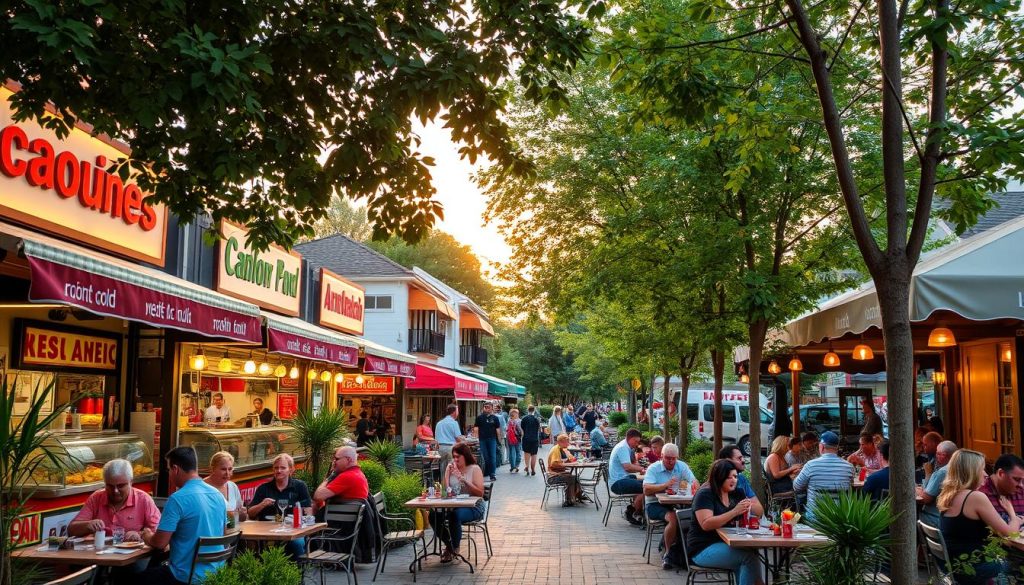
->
[258, 361, 273, 376]
[927, 327, 957, 348]
[320, 369, 333, 382]
[355, 374, 365, 385]
[242, 352, 257, 375]
[307, 366, 318, 381]
[334, 371, 345, 383]
[788, 356, 803, 372]
[739, 374, 750, 384]
[767, 360, 782, 375]
[189, 348, 207, 371]
[274, 364, 287, 378]
[218, 351, 233, 373]
[289, 363, 300, 379]
[852, 344, 874, 360]
[823, 344, 841, 368]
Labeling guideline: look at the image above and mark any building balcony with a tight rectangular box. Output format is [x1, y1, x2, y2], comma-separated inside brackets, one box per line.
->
[409, 329, 445, 356]
[459, 345, 488, 366]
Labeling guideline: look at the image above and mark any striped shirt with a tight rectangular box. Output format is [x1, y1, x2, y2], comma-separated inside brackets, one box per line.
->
[793, 453, 854, 518]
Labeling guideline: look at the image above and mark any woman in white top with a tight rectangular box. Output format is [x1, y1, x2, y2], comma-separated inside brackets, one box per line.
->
[204, 451, 247, 522]
[548, 405, 566, 439]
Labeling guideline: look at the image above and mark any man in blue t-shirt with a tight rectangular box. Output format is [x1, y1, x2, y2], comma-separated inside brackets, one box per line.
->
[643, 444, 696, 567]
[718, 445, 757, 498]
[143, 447, 226, 584]
[610, 429, 646, 525]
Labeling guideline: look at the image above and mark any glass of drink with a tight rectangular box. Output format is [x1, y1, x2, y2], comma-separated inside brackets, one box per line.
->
[112, 527, 125, 545]
[276, 499, 289, 524]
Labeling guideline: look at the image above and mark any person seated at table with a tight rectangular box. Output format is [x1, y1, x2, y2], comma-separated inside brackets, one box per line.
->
[204, 451, 247, 523]
[798, 431, 819, 464]
[646, 436, 665, 464]
[548, 433, 586, 506]
[688, 459, 765, 585]
[416, 413, 436, 449]
[142, 446, 226, 585]
[247, 454, 312, 558]
[862, 442, 891, 502]
[642, 443, 696, 570]
[314, 446, 369, 506]
[68, 459, 162, 580]
[590, 420, 610, 458]
[847, 432, 884, 470]
[922, 431, 943, 469]
[793, 431, 854, 521]
[764, 436, 801, 495]
[938, 449, 1021, 585]
[431, 442, 486, 563]
[919, 440, 957, 527]
[784, 436, 803, 467]
[248, 397, 274, 426]
[611, 429, 647, 525]
[411, 435, 430, 455]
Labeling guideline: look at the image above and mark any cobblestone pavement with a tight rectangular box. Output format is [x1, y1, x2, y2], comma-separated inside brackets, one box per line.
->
[324, 444, 685, 585]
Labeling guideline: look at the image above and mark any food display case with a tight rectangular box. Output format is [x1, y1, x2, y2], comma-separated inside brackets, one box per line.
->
[177, 426, 302, 474]
[26, 431, 155, 498]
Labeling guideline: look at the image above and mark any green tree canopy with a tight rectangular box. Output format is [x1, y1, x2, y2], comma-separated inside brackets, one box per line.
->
[2, 0, 600, 249]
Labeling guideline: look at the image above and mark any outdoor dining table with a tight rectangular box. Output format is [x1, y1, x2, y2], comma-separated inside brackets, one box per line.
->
[404, 495, 482, 574]
[235, 520, 329, 542]
[655, 492, 695, 506]
[13, 538, 153, 568]
[716, 524, 830, 582]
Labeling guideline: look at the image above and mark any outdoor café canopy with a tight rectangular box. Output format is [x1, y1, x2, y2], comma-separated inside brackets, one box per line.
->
[458, 369, 526, 398]
[405, 363, 488, 400]
[781, 216, 1024, 348]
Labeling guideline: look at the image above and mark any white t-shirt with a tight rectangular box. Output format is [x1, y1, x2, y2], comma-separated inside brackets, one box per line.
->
[204, 405, 232, 422]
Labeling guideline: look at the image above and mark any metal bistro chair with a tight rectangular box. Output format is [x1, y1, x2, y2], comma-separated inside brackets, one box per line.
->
[187, 531, 242, 585]
[676, 508, 736, 585]
[602, 465, 639, 526]
[464, 482, 494, 564]
[918, 520, 956, 585]
[300, 501, 366, 585]
[372, 492, 427, 582]
[538, 460, 567, 510]
[43, 565, 97, 585]
[576, 461, 604, 511]
[763, 469, 795, 511]
[642, 499, 668, 564]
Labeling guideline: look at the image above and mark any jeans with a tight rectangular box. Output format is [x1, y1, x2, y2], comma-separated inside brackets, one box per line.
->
[284, 537, 305, 559]
[508, 442, 522, 469]
[496, 437, 506, 466]
[692, 542, 763, 585]
[480, 438, 497, 477]
[431, 507, 483, 548]
[611, 477, 644, 495]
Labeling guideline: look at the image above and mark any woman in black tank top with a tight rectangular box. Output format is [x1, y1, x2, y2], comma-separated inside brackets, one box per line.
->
[938, 450, 1021, 585]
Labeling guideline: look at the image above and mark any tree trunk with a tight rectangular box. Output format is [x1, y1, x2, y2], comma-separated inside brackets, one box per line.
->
[628, 385, 636, 424]
[876, 271, 917, 585]
[649, 372, 656, 433]
[748, 319, 768, 500]
[711, 349, 725, 455]
[663, 370, 671, 442]
[678, 372, 691, 455]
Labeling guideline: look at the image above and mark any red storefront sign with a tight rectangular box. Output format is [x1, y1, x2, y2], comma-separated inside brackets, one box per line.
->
[337, 375, 395, 395]
[277, 393, 299, 419]
[363, 354, 416, 378]
[21, 326, 117, 370]
[266, 327, 359, 367]
[27, 255, 262, 343]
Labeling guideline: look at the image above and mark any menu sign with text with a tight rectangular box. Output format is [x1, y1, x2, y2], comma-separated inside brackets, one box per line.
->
[337, 375, 395, 395]
[19, 325, 118, 371]
[277, 392, 299, 420]
[217, 222, 302, 316]
[318, 268, 365, 335]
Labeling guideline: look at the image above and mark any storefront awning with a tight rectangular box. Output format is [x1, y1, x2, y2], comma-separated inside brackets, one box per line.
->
[6, 221, 263, 343]
[459, 311, 494, 336]
[359, 337, 417, 378]
[264, 312, 359, 367]
[409, 288, 457, 319]
[406, 363, 488, 399]
[457, 369, 526, 398]
[781, 216, 1024, 347]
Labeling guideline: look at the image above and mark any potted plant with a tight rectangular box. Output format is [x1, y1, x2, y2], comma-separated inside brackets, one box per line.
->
[1, 376, 73, 585]
[290, 407, 349, 487]
[364, 439, 402, 473]
[201, 546, 301, 585]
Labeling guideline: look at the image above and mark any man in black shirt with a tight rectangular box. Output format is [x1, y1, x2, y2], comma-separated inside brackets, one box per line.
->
[582, 405, 598, 432]
[475, 402, 501, 481]
[356, 411, 375, 446]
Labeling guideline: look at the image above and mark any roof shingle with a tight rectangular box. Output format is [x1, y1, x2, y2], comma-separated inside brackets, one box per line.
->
[295, 234, 412, 278]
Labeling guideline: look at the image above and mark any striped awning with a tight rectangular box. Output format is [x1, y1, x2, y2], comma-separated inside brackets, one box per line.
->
[264, 312, 360, 367]
[457, 369, 526, 398]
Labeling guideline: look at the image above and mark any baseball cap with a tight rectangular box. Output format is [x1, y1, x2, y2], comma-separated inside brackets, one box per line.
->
[820, 431, 840, 446]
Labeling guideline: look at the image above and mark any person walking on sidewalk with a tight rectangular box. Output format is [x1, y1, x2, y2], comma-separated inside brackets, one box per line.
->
[521, 406, 542, 475]
[507, 408, 524, 473]
[474, 402, 501, 481]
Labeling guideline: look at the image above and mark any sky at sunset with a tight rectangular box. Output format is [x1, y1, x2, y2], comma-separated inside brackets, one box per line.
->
[414, 120, 512, 274]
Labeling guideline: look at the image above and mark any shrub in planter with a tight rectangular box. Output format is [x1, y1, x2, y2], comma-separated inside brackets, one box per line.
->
[201, 545, 301, 585]
[364, 439, 402, 472]
[617, 422, 642, 436]
[687, 451, 715, 484]
[381, 472, 425, 530]
[791, 490, 892, 585]
[686, 438, 713, 458]
[359, 459, 388, 495]
[538, 405, 554, 419]
[607, 411, 628, 426]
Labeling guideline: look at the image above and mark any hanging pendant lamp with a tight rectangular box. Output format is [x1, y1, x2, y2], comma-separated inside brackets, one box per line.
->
[928, 327, 957, 348]
[767, 360, 782, 375]
[852, 342, 874, 361]
[823, 344, 841, 368]
[788, 355, 803, 372]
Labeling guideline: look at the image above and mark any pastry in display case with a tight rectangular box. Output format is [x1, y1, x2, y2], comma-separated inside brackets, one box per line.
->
[178, 427, 301, 473]
[25, 431, 155, 497]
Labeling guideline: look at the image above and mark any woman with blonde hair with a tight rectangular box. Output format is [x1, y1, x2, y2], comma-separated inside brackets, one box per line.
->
[204, 451, 246, 521]
[764, 436, 801, 494]
[938, 449, 1020, 584]
[548, 405, 566, 440]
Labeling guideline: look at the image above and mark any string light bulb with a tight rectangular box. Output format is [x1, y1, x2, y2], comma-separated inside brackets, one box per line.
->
[767, 360, 782, 375]
[258, 361, 272, 376]
[242, 352, 257, 375]
[289, 362, 300, 379]
[740, 374, 750, 384]
[320, 369, 332, 382]
[355, 374, 365, 385]
[218, 351, 233, 373]
[274, 364, 287, 378]
[307, 366, 318, 380]
[334, 371, 345, 383]
[189, 348, 207, 371]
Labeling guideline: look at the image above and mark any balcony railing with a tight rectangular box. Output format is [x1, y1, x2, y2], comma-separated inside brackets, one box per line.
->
[409, 329, 445, 356]
[459, 345, 488, 366]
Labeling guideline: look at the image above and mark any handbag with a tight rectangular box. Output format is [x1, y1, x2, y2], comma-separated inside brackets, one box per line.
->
[507, 421, 520, 445]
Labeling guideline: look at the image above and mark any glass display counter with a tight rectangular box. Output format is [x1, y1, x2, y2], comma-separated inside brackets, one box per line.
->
[177, 426, 301, 473]
[25, 431, 155, 498]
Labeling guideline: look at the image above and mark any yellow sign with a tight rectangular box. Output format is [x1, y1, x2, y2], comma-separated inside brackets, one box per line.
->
[21, 327, 117, 370]
[216, 222, 302, 316]
[319, 268, 365, 335]
[0, 85, 168, 266]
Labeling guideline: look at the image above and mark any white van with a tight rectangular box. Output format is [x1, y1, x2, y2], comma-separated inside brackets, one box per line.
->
[674, 389, 773, 456]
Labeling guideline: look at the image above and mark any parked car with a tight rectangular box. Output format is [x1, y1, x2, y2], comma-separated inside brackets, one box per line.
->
[674, 389, 773, 456]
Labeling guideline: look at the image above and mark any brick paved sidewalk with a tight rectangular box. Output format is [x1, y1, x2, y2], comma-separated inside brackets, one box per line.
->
[332, 444, 684, 585]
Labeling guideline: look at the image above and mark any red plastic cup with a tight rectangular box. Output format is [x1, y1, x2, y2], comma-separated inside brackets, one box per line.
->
[859, 467, 867, 481]
[748, 515, 760, 530]
[782, 522, 793, 539]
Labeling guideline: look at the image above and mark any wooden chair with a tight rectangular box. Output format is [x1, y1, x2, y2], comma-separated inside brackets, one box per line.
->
[538, 460, 567, 510]
[676, 508, 736, 585]
[464, 483, 494, 564]
[371, 492, 426, 582]
[300, 501, 366, 585]
[43, 565, 97, 585]
[187, 531, 242, 585]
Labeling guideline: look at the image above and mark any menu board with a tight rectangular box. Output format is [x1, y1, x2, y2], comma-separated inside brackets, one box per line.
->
[277, 393, 299, 420]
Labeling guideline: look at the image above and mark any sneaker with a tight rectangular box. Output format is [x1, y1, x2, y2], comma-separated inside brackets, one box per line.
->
[490, 476, 497, 482]
[662, 554, 676, 570]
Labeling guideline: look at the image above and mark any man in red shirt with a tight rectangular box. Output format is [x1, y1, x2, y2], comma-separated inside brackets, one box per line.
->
[314, 446, 369, 505]
[980, 453, 1024, 520]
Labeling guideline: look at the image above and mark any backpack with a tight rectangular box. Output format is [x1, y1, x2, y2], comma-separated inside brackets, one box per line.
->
[507, 421, 520, 445]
